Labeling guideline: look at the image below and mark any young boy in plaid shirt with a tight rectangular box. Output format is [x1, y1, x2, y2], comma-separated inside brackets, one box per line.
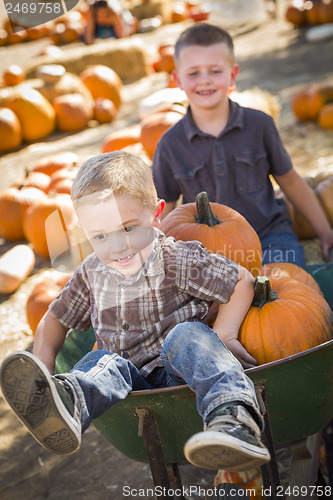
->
[0, 151, 270, 471]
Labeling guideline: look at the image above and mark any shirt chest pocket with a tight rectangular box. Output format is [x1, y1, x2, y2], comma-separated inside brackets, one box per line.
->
[234, 152, 268, 194]
[174, 162, 215, 200]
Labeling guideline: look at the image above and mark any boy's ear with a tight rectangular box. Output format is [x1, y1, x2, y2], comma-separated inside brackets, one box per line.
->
[172, 69, 182, 89]
[154, 199, 166, 227]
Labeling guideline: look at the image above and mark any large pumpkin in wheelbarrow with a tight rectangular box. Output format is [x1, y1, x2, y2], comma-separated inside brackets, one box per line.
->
[160, 191, 262, 277]
[239, 275, 333, 366]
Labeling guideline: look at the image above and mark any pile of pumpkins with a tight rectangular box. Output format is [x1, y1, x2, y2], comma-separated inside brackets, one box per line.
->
[0, 9, 86, 47]
[0, 63, 123, 154]
[291, 82, 333, 129]
[285, 0, 333, 27]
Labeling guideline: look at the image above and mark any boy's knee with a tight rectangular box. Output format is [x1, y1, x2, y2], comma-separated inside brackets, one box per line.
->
[163, 321, 212, 353]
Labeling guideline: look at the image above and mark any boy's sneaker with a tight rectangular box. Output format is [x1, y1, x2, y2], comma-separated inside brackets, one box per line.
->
[184, 402, 271, 471]
[0, 351, 81, 455]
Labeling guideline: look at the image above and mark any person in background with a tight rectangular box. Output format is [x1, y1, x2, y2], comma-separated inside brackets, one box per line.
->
[152, 23, 333, 266]
[83, 0, 136, 44]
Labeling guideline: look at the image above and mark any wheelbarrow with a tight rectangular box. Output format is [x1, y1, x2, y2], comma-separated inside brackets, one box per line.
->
[55, 262, 333, 499]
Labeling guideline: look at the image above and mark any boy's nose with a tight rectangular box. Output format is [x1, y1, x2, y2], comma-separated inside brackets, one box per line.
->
[109, 231, 130, 254]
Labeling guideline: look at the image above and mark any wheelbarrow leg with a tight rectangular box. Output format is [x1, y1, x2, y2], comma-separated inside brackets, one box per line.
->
[135, 407, 185, 500]
[256, 383, 282, 498]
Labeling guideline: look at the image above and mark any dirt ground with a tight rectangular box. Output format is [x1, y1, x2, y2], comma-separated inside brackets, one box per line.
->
[0, 0, 333, 498]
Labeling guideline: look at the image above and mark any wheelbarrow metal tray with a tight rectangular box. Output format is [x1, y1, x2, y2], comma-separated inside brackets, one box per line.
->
[55, 262, 333, 463]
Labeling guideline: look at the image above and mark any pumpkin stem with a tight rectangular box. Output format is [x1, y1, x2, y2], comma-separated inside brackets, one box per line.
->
[252, 276, 278, 307]
[195, 192, 221, 227]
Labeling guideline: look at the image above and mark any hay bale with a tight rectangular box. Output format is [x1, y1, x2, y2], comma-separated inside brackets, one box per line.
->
[127, 0, 173, 22]
[25, 37, 152, 84]
[230, 87, 281, 123]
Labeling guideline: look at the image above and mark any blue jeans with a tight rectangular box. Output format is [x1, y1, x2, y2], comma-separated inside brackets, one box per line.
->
[59, 322, 263, 433]
[261, 232, 306, 267]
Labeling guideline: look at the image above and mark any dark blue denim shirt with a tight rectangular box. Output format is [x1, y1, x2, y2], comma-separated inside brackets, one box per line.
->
[152, 100, 294, 239]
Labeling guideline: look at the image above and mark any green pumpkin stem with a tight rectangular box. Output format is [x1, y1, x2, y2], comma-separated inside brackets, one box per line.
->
[195, 192, 221, 227]
[252, 276, 278, 307]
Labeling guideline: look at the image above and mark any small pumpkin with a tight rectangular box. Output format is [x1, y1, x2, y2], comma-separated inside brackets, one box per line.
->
[307, 85, 333, 120]
[0, 186, 47, 241]
[26, 270, 72, 334]
[47, 167, 79, 194]
[4, 88, 56, 142]
[94, 97, 117, 124]
[12, 170, 51, 193]
[80, 64, 122, 109]
[238, 276, 332, 366]
[0, 107, 22, 153]
[53, 93, 93, 132]
[160, 191, 262, 276]
[285, 5, 307, 26]
[101, 124, 142, 153]
[140, 110, 183, 160]
[22, 193, 75, 259]
[2, 65, 25, 87]
[260, 262, 322, 294]
[318, 103, 333, 129]
[291, 89, 312, 121]
[31, 151, 79, 176]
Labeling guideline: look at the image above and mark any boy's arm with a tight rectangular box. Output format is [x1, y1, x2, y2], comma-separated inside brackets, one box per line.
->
[33, 310, 69, 375]
[213, 267, 256, 369]
[275, 169, 333, 260]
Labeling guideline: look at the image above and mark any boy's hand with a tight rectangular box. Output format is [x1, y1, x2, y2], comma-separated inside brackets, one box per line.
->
[223, 338, 257, 369]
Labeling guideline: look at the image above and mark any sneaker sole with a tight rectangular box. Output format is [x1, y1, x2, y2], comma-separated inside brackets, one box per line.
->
[184, 430, 271, 471]
[0, 351, 81, 455]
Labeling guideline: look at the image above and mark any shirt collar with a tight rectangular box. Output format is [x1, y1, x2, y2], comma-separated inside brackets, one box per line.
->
[183, 99, 244, 141]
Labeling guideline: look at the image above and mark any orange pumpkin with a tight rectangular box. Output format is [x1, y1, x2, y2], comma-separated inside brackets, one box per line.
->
[291, 89, 312, 121]
[238, 276, 332, 366]
[22, 194, 75, 259]
[12, 171, 51, 193]
[140, 110, 183, 160]
[53, 93, 93, 132]
[47, 167, 79, 194]
[94, 97, 117, 124]
[0, 186, 47, 241]
[305, 0, 323, 25]
[318, 103, 333, 129]
[5, 88, 56, 142]
[80, 64, 122, 109]
[260, 262, 322, 294]
[160, 191, 262, 276]
[2, 65, 25, 86]
[285, 5, 307, 26]
[0, 107, 22, 153]
[307, 85, 333, 120]
[101, 124, 142, 153]
[318, 0, 333, 24]
[26, 270, 72, 334]
[32, 151, 79, 176]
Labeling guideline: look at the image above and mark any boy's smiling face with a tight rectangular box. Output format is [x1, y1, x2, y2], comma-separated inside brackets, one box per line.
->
[174, 43, 239, 112]
[76, 194, 164, 277]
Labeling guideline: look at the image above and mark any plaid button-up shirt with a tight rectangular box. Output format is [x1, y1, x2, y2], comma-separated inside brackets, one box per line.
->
[50, 230, 239, 375]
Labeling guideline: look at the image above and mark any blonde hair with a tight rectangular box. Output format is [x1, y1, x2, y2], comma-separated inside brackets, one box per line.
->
[71, 151, 158, 212]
